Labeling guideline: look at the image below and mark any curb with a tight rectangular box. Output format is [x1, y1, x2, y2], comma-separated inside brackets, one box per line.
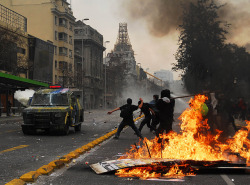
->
[5, 179, 26, 185]
[5, 115, 144, 184]
[36, 165, 54, 175]
[19, 171, 41, 182]
[48, 160, 65, 169]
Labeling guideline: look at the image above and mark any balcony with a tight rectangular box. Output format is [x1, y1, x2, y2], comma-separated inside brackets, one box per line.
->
[0, 4, 27, 32]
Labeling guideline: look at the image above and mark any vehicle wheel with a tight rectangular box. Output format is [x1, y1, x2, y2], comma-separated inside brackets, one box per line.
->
[75, 123, 81, 132]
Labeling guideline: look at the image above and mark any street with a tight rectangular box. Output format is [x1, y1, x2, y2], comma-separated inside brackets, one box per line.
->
[1, 103, 250, 185]
[0, 110, 121, 184]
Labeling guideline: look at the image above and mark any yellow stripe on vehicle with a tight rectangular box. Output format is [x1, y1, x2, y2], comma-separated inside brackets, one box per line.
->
[65, 112, 69, 124]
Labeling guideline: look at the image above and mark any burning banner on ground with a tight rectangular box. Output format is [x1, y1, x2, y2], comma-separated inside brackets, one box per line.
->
[91, 95, 250, 179]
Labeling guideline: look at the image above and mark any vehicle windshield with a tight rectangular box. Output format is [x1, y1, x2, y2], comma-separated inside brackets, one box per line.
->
[31, 93, 69, 106]
[51, 94, 69, 105]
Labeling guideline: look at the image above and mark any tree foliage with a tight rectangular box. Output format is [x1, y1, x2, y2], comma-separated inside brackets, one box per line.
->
[173, 0, 229, 93]
[173, 0, 250, 100]
[0, 27, 28, 75]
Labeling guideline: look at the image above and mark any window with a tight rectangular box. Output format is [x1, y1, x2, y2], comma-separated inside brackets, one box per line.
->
[55, 31, 57, 40]
[74, 29, 78, 34]
[55, 75, 57, 84]
[55, 60, 57, 69]
[59, 61, 64, 70]
[69, 22, 73, 31]
[59, 18, 68, 28]
[69, 49, 72, 58]
[69, 64, 72, 71]
[64, 62, 68, 70]
[55, 16, 57, 25]
[75, 47, 80, 55]
[69, 35, 72, 44]
[54, 46, 57, 55]
[59, 47, 68, 56]
[58, 32, 68, 42]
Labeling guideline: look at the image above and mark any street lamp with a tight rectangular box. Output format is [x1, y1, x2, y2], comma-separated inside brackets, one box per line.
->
[81, 18, 89, 108]
[104, 40, 110, 109]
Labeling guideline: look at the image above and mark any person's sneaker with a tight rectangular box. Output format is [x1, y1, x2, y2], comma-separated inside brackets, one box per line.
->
[113, 136, 119, 139]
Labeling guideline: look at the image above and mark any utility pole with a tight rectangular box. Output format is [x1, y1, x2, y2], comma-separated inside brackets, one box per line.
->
[104, 41, 110, 109]
[81, 18, 89, 108]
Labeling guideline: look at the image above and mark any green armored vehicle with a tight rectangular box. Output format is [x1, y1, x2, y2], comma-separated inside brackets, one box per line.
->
[22, 88, 84, 135]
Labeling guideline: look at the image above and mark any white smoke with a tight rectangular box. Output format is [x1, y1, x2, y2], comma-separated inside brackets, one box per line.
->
[170, 80, 190, 113]
[14, 89, 35, 106]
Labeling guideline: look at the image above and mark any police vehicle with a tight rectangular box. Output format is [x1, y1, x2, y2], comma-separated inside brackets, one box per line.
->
[22, 87, 84, 135]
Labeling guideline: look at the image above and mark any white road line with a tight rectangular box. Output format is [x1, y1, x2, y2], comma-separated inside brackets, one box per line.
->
[221, 174, 235, 185]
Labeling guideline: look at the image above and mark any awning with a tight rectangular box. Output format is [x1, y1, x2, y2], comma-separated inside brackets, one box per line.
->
[0, 72, 49, 91]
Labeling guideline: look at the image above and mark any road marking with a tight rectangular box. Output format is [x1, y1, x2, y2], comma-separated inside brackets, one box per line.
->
[5, 129, 20, 133]
[221, 174, 235, 185]
[0, 145, 29, 154]
[6, 115, 143, 184]
[0, 129, 20, 135]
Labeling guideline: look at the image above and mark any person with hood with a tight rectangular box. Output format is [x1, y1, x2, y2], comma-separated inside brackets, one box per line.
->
[107, 98, 143, 139]
[156, 89, 175, 138]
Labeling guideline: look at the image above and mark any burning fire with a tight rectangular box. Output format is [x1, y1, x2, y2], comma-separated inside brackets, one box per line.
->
[116, 94, 250, 179]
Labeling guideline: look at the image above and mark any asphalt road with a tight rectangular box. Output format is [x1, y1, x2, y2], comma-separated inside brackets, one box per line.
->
[1, 106, 250, 185]
[32, 111, 250, 185]
[0, 110, 121, 185]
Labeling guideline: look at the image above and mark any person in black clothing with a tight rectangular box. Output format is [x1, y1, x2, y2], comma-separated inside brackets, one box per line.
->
[149, 95, 160, 131]
[137, 100, 155, 132]
[156, 89, 175, 138]
[7, 100, 11, 116]
[107, 98, 143, 139]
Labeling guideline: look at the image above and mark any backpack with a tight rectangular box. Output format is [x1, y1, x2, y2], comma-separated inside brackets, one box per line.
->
[120, 105, 131, 118]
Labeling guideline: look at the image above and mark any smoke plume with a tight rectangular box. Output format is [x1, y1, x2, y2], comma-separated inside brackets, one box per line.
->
[14, 89, 35, 106]
[121, 0, 250, 46]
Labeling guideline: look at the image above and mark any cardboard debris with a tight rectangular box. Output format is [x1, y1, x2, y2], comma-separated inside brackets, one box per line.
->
[90, 158, 247, 174]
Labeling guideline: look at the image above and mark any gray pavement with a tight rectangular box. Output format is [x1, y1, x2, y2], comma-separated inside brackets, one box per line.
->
[1, 109, 249, 185]
[32, 112, 250, 185]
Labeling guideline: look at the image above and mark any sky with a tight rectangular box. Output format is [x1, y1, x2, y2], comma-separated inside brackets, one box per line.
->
[70, 0, 250, 80]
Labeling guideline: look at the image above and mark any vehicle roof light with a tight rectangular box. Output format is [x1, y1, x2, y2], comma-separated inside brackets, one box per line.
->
[50, 86, 62, 89]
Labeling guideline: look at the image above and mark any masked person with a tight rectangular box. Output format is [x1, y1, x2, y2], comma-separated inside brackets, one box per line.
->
[137, 100, 155, 132]
[156, 89, 175, 139]
[107, 98, 143, 139]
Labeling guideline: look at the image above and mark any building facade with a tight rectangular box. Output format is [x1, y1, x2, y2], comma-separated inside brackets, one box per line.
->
[154, 70, 174, 83]
[28, 35, 54, 84]
[74, 21, 105, 109]
[0, 0, 76, 86]
[105, 23, 139, 107]
[0, 3, 49, 115]
[0, 3, 28, 78]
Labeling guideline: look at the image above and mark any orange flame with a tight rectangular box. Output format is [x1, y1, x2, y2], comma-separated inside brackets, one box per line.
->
[115, 164, 193, 179]
[116, 94, 250, 178]
[227, 121, 250, 162]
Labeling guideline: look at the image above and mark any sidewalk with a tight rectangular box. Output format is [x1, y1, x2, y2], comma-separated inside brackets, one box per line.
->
[0, 112, 23, 123]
